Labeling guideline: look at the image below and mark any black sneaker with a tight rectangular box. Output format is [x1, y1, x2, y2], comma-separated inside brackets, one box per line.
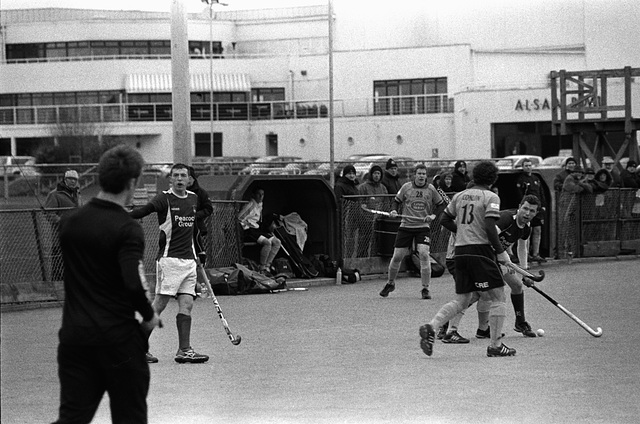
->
[175, 347, 209, 364]
[442, 331, 470, 344]
[487, 343, 516, 357]
[437, 322, 449, 340]
[475, 327, 491, 339]
[419, 324, 435, 356]
[531, 255, 547, 263]
[146, 352, 158, 363]
[421, 288, 431, 299]
[514, 321, 537, 337]
[379, 283, 395, 297]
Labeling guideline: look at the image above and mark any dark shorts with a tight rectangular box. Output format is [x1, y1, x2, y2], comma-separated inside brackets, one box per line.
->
[243, 228, 272, 243]
[454, 245, 504, 294]
[394, 227, 431, 249]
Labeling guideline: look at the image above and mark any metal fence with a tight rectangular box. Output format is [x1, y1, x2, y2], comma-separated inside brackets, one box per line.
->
[0, 200, 246, 305]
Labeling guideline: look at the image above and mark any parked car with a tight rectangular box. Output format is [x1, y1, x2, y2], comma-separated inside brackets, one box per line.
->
[203, 156, 258, 175]
[352, 155, 416, 179]
[538, 155, 591, 169]
[343, 153, 389, 162]
[0, 156, 40, 177]
[239, 156, 304, 175]
[495, 155, 543, 170]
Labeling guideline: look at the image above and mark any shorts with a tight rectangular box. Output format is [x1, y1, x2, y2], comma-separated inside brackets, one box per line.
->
[243, 228, 272, 243]
[394, 227, 431, 249]
[156, 257, 197, 297]
[453, 245, 504, 294]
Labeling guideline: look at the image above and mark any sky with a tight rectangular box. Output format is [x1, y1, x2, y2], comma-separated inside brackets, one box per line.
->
[0, 0, 327, 12]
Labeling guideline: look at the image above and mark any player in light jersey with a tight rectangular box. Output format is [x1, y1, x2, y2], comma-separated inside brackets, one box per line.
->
[130, 163, 209, 364]
[419, 161, 516, 357]
[379, 164, 445, 299]
[441, 194, 542, 343]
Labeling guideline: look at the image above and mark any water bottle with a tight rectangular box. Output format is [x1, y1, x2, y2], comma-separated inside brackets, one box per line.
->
[336, 267, 342, 285]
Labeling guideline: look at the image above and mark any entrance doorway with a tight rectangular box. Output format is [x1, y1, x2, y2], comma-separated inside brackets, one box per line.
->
[493, 122, 572, 158]
[266, 133, 277, 156]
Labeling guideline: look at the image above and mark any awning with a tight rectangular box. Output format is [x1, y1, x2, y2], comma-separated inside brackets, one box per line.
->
[125, 73, 251, 93]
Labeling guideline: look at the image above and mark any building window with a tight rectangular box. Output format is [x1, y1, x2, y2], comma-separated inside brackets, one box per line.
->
[373, 77, 449, 115]
[251, 88, 285, 102]
[194, 132, 222, 157]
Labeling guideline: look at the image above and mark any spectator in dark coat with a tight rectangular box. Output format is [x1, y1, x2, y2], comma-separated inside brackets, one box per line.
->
[381, 159, 404, 195]
[553, 157, 576, 191]
[621, 161, 640, 188]
[602, 156, 621, 187]
[334, 165, 359, 200]
[334, 165, 359, 258]
[450, 160, 471, 192]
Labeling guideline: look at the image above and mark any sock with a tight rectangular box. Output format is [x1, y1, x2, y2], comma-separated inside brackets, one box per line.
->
[511, 292, 525, 323]
[431, 300, 463, 329]
[387, 261, 400, 285]
[419, 255, 431, 289]
[477, 298, 491, 330]
[176, 313, 192, 351]
[489, 301, 506, 347]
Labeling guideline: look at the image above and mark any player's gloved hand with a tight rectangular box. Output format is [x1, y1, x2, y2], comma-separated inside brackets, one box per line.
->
[198, 252, 207, 266]
[522, 277, 534, 288]
[389, 210, 398, 218]
[496, 251, 512, 265]
[424, 214, 436, 223]
[141, 312, 162, 334]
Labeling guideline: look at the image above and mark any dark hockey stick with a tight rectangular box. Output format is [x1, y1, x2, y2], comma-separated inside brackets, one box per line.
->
[507, 263, 602, 337]
[505, 262, 545, 282]
[196, 265, 242, 345]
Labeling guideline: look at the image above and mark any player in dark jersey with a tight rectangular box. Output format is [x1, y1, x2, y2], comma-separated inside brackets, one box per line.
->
[419, 161, 516, 357]
[131, 163, 209, 364]
[379, 164, 445, 299]
[54, 145, 161, 423]
[443, 194, 541, 341]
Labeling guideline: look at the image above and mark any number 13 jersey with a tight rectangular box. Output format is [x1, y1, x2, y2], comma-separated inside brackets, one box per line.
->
[445, 187, 501, 247]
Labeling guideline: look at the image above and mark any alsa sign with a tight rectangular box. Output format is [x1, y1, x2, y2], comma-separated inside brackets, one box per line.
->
[515, 98, 550, 111]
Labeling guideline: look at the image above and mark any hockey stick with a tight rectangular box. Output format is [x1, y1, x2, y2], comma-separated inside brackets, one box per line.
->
[270, 287, 309, 293]
[505, 262, 545, 282]
[528, 282, 603, 338]
[196, 264, 242, 345]
[360, 204, 435, 222]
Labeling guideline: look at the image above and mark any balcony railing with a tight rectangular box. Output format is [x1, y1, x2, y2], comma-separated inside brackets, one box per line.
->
[0, 94, 453, 126]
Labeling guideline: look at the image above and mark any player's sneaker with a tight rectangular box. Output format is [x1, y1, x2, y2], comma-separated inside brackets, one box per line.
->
[419, 324, 435, 356]
[475, 327, 491, 339]
[174, 347, 209, 364]
[487, 343, 516, 357]
[514, 321, 537, 337]
[146, 352, 158, 363]
[421, 288, 431, 299]
[531, 255, 547, 263]
[437, 322, 449, 340]
[379, 283, 395, 297]
[442, 331, 470, 344]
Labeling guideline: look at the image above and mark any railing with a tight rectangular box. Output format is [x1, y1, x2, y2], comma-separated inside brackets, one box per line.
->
[0, 94, 453, 126]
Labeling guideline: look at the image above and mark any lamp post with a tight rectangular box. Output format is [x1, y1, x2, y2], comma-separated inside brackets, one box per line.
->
[328, 0, 335, 187]
[202, 0, 227, 158]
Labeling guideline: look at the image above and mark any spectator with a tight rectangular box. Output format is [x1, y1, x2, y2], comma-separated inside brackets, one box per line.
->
[602, 156, 621, 187]
[553, 157, 576, 192]
[621, 160, 640, 188]
[450, 160, 471, 192]
[334, 165, 359, 258]
[437, 172, 455, 198]
[238, 187, 282, 275]
[588, 168, 611, 194]
[45, 169, 81, 281]
[357, 165, 388, 257]
[381, 158, 404, 195]
[516, 158, 547, 263]
[559, 166, 592, 259]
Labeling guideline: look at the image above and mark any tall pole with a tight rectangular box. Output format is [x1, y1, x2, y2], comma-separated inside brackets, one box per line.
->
[171, 0, 191, 165]
[209, 3, 215, 158]
[328, 0, 335, 187]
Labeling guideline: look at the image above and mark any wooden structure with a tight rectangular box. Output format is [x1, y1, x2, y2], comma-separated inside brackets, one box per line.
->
[551, 66, 640, 170]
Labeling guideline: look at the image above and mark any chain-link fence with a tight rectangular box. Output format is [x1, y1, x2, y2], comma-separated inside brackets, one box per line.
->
[556, 188, 640, 259]
[339, 195, 451, 260]
[0, 200, 247, 305]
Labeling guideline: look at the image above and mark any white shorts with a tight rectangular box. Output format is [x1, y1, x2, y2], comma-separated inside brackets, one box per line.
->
[156, 257, 197, 297]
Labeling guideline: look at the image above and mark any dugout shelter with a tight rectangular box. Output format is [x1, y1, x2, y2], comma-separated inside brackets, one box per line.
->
[198, 174, 339, 261]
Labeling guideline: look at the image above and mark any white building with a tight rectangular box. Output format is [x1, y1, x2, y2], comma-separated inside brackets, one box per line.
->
[1, 0, 639, 163]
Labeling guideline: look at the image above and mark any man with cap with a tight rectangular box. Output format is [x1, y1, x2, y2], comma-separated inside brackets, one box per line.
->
[553, 157, 576, 191]
[381, 158, 405, 195]
[602, 156, 621, 187]
[621, 160, 640, 189]
[334, 165, 360, 258]
[356, 164, 388, 257]
[45, 169, 82, 281]
[450, 160, 471, 193]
